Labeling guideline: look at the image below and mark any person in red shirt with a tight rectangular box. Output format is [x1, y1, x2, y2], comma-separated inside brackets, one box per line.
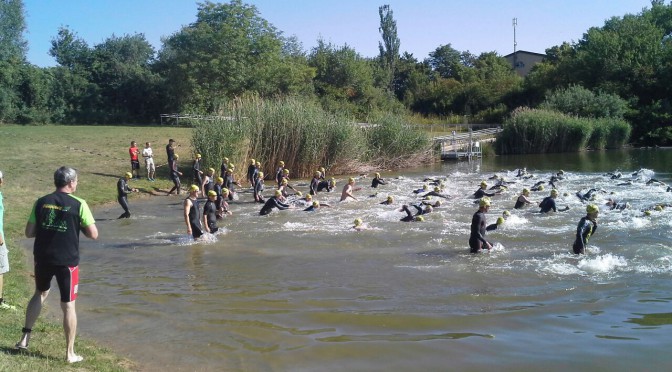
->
[128, 141, 140, 179]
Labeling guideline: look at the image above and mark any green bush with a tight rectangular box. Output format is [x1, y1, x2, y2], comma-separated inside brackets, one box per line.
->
[540, 84, 629, 119]
[364, 114, 429, 160]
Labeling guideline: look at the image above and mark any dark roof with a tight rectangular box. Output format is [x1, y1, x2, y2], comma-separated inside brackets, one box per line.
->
[503, 50, 546, 58]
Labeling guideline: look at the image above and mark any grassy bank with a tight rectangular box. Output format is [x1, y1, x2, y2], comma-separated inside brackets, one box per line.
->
[0, 124, 192, 371]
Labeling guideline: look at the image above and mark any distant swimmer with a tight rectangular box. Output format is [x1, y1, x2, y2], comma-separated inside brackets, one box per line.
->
[352, 218, 367, 231]
[317, 177, 335, 192]
[380, 195, 395, 205]
[340, 177, 361, 201]
[259, 190, 292, 216]
[371, 173, 387, 188]
[605, 198, 629, 211]
[486, 216, 506, 231]
[572, 204, 599, 254]
[576, 188, 603, 202]
[423, 177, 444, 186]
[646, 178, 667, 186]
[514, 188, 533, 209]
[539, 189, 569, 213]
[253, 172, 265, 203]
[275, 160, 285, 187]
[203, 191, 219, 233]
[610, 172, 622, 180]
[413, 184, 429, 194]
[422, 187, 451, 199]
[184, 185, 205, 239]
[399, 204, 428, 222]
[473, 181, 501, 199]
[303, 201, 321, 212]
[617, 181, 633, 186]
[422, 199, 442, 208]
[309, 171, 321, 195]
[469, 197, 493, 253]
[516, 168, 529, 178]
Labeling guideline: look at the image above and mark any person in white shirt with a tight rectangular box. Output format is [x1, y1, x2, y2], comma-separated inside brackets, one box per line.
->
[142, 142, 156, 181]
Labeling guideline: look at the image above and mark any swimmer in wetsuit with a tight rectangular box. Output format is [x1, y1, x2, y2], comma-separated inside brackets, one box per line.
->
[246, 159, 257, 188]
[486, 216, 505, 231]
[259, 190, 291, 215]
[422, 187, 451, 199]
[192, 154, 204, 195]
[605, 198, 629, 211]
[473, 181, 500, 199]
[309, 171, 321, 195]
[203, 190, 219, 233]
[183, 185, 205, 239]
[219, 157, 229, 179]
[117, 172, 138, 219]
[167, 154, 183, 195]
[380, 195, 395, 205]
[539, 189, 569, 213]
[216, 188, 232, 218]
[303, 201, 321, 212]
[514, 188, 533, 209]
[254, 172, 265, 203]
[469, 197, 493, 253]
[413, 184, 429, 194]
[371, 173, 387, 188]
[572, 204, 599, 254]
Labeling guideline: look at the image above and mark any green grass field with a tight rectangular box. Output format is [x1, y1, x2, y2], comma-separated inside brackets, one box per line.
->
[0, 124, 193, 371]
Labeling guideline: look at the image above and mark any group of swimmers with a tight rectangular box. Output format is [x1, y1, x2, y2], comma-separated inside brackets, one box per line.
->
[119, 145, 670, 253]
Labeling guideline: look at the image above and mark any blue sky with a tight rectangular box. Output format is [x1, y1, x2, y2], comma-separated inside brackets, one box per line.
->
[23, 0, 654, 67]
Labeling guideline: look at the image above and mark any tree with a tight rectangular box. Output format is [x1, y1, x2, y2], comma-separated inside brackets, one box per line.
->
[156, 0, 313, 112]
[49, 27, 92, 71]
[0, 0, 27, 62]
[377, 4, 400, 91]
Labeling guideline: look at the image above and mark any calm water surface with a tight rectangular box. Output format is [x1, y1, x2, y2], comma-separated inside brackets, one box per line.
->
[35, 149, 672, 371]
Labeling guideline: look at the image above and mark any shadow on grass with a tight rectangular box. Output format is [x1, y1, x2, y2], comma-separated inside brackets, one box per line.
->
[3, 346, 51, 361]
[91, 172, 121, 179]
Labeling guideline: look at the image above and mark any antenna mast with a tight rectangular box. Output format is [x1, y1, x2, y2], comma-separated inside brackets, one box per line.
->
[512, 18, 518, 70]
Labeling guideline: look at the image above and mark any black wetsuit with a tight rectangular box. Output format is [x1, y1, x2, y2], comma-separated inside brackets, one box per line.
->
[473, 188, 496, 199]
[117, 177, 133, 218]
[192, 159, 203, 186]
[422, 191, 450, 199]
[259, 196, 290, 215]
[514, 195, 530, 209]
[371, 177, 386, 188]
[275, 167, 284, 187]
[539, 196, 557, 213]
[224, 174, 237, 200]
[469, 210, 489, 253]
[220, 162, 228, 179]
[203, 199, 219, 233]
[204, 177, 215, 195]
[400, 205, 421, 222]
[166, 144, 175, 171]
[310, 177, 320, 195]
[303, 205, 318, 212]
[168, 161, 181, 194]
[576, 189, 598, 202]
[254, 178, 265, 203]
[186, 197, 203, 238]
[317, 180, 332, 192]
[247, 164, 256, 186]
[572, 216, 597, 254]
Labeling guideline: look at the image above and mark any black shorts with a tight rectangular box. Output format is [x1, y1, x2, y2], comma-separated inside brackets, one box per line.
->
[131, 160, 140, 170]
[34, 263, 79, 302]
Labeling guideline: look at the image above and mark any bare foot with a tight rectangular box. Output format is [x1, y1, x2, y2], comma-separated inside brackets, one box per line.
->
[67, 355, 84, 364]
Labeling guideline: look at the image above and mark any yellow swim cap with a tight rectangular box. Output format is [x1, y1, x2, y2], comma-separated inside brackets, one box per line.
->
[435, 200, 442, 206]
[196, 153, 201, 158]
[503, 210, 511, 217]
[480, 180, 487, 186]
[208, 168, 215, 174]
[387, 196, 393, 202]
[221, 188, 229, 194]
[125, 172, 132, 178]
[250, 159, 255, 164]
[655, 205, 663, 212]
[586, 204, 599, 214]
[550, 189, 558, 197]
[415, 216, 424, 222]
[256, 160, 262, 166]
[496, 217, 505, 225]
[282, 178, 288, 185]
[296, 191, 303, 197]
[223, 157, 229, 162]
[189, 185, 200, 192]
[174, 154, 179, 159]
[348, 177, 355, 183]
[313, 201, 320, 207]
[434, 187, 440, 192]
[320, 167, 325, 172]
[522, 188, 529, 195]
[283, 169, 290, 174]
[306, 194, 312, 200]
[258, 172, 264, 178]
[423, 184, 429, 190]
[479, 197, 491, 207]
[375, 172, 381, 178]
[354, 218, 362, 226]
[275, 190, 282, 196]
[645, 210, 652, 216]
[216, 177, 224, 183]
[279, 160, 285, 166]
[207, 190, 217, 197]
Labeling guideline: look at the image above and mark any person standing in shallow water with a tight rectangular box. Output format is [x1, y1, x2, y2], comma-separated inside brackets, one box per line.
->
[469, 197, 493, 253]
[183, 185, 204, 239]
[573, 204, 599, 254]
[117, 172, 138, 219]
[16, 166, 98, 364]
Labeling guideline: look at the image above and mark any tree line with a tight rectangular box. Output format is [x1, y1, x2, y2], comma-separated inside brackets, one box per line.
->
[1, 0, 671, 145]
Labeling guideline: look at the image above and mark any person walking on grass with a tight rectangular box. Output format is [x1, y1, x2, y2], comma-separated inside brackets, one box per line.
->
[0, 170, 15, 310]
[16, 166, 98, 364]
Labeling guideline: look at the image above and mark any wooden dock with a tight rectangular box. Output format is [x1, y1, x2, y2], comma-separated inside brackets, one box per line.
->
[434, 128, 502, 160]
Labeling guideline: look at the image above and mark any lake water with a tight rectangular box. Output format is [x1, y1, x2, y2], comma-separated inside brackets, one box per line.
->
[36, 148, 672, 371]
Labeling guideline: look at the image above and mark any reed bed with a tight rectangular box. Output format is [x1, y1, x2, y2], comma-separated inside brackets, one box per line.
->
[191, 96, 431, 178]
[498, 107, 631, 154]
